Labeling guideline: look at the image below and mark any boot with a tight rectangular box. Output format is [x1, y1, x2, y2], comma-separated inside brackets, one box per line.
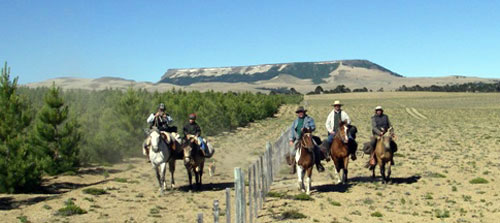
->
[320, 142, 331, 162]
[289, 159, 296, 174]
[350, 152, 357, 161]
[316, 161, 325, 172]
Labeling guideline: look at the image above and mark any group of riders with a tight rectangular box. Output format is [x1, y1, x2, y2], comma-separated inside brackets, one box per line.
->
[143, 100, 397, 174]
[144, 103, 211, 159]
[288, 100, 397, 174]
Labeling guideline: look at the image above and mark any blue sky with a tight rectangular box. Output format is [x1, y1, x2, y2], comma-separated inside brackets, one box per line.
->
[1, 0, 499, 84]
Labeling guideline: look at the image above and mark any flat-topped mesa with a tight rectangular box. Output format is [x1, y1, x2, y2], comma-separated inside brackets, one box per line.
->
[159, 60, 402, 85]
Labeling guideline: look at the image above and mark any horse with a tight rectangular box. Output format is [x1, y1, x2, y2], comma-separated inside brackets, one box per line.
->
[144, 128, 183, 194]
[372, 127, 394, 183]
[329, 122, 351, 184]
[183, 134, 205, 190]
[295, 128, 315, 195]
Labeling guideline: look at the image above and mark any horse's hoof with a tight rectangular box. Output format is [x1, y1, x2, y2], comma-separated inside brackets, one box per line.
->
[171, 184, 176, 189]
[301, 189, 306, 193]
[306, 191, 311, 195]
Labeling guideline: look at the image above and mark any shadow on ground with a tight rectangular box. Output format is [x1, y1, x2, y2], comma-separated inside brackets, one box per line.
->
[0, 195, 60, 210]
[348, 175, 421, 184]
[177, 182, 234, 192]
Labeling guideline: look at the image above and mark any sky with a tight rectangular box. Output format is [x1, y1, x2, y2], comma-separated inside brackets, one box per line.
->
[1, 0, 499, 84]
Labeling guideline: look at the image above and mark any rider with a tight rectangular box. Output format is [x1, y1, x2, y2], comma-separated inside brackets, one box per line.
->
[143, 103, 177, 161]
[182, 113, 210, 156]
[147, 103, 175, 132]
[288, 106, 325, 174]
[368, 106, 397, 168]
[322, 100, 357, 161]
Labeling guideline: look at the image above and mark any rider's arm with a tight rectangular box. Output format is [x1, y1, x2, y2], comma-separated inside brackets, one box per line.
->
[308, 117, 316, 132]
[195, 124, 202, 137]
[166, 115, 173, 125]
[147, 113, 155, 124]
[372, 117, 382, 135]
[289, 120, 296, 141]
[325, 111, 334, 133]
[342, 111, 352, 125]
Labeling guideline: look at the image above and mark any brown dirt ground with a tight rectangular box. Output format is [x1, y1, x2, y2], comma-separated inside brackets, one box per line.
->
[2, 92, 500, 223]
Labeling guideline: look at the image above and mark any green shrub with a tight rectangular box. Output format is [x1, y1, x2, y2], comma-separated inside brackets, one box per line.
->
[82, 188, 107, 195]
[56, 199, 87, 216]
[279, 210, 307, 220]
[469, 177, 489, 184]
[371, 211, 383, 217]
[293, 193, 313, 201]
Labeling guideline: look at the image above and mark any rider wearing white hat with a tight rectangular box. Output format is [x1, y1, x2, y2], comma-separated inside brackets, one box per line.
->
[322, 100, 357, 161]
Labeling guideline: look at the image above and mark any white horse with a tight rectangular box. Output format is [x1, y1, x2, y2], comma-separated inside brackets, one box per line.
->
[146, 129, 174, 194]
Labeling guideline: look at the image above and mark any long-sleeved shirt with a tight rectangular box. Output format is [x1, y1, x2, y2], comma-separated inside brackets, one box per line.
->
[289, 115, 316, 141]
[183, 122, 202, 137]
[325, 109, 351, 133]
[371, 114, 392, 135]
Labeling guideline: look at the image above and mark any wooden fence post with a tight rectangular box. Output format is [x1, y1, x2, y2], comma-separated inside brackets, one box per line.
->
[248, 166, 253, 223]
[213, 200, 219, 223]
[197, 213, 203, 223]
[225, 188, 231, 223]
[259, 155, 265, 205]
[266, 142, 273, 184]
[234, 167, 246, 223]
[252, 163, 258, 218]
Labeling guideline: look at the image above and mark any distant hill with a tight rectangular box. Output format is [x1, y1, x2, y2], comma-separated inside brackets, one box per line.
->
[159, 60, 402, 85]
[24, 59, 498, 93]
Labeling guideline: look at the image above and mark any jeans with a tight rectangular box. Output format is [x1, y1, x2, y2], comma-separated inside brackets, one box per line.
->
[198, 136, 208, 154]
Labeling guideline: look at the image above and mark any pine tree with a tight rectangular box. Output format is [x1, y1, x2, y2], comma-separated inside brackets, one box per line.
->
[0, 62, 42, 193]
[34, 83, 81, 175]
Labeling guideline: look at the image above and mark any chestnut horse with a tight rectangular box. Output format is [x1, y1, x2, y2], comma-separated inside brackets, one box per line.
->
[183, 134, 205, 190]
[329, 122, 350, 184]
[295, 128, 315, 195]
[373, 127, 394, 183]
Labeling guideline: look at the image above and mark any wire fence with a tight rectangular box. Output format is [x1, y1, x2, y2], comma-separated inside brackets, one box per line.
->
[197, 127, 291, 223]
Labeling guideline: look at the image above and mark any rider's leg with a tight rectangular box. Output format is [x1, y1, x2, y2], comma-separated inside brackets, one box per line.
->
[289, 141, 297, 174]
[369, 136, 377, 168]
[314, 146, 325, 172]
[198, 136, 209, 155]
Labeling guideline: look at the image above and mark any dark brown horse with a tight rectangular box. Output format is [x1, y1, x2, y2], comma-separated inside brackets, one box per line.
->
[373, 127, 394, 183]
[183, 134, 205, 190]
[295, 128, 315, 195]
[329, 122, 351, 184]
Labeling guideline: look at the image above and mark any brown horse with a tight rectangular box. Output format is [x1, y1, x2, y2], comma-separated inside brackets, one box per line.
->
[183, 134, 205, 190]
[329, 122, 350, 184]
[295, 128, 315, 195]
[373, 127, 394, 183]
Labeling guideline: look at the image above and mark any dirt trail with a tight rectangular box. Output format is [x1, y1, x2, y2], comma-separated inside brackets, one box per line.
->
[0, 105, 296, 223]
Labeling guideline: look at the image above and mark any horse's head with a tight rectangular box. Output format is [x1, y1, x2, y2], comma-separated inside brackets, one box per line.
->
[183, 134, 198, 163]
[150, 129, 162, 152]
[150, 128, 170, 153]
[336, 121, 349, 144]
[378, 127, 394, 151]
[299, 128, 315, 151]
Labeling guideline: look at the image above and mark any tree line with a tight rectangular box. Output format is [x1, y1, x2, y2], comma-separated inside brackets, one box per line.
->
[0, 62, 302, 193]
[396, 82, 500, 92]
[306, 85, 370, 95]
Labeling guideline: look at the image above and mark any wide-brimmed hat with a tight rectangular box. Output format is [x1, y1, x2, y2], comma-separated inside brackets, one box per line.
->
[375, 105, 383, 111]
[295, 106, 307, 113]
[332, 100, 343, 106]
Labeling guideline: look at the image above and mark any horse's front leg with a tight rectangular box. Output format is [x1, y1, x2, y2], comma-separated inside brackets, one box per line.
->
[160, 163, 167, 194]
[169, 159, 176, 189]
[380, 164, 386, 184]
[186, 166, 193, 190]
[386, 162, 392, 183]
[305, 167, 312, 195]
[343, 157, 349, 184]
[296, 164, 304, 192]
